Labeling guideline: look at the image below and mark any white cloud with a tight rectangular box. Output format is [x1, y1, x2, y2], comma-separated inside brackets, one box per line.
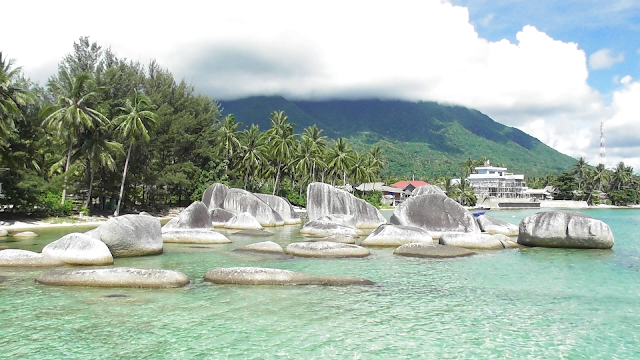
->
[3, 0, 638, 172]
[620, 75, 633, 84]
[589, 48, 625, 70]
[604, 80, 640, 170]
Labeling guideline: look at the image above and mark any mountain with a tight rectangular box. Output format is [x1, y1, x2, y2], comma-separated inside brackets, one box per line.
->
[219, 96, 576, 178]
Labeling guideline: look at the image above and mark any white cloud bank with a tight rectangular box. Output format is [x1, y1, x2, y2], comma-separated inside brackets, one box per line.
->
[3, 0, 639, 172]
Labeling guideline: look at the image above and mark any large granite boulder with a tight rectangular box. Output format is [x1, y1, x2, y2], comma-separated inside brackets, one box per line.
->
[201, 183, 229, 210]
[225, 212, 264, 230]
[85, 214, 163, 257]
[35, 267, 190, 288]
[0, 249, 63, 267]
[394, 243, 475, 258]
[391, 194, 480, 236]
[411, 184, 446, 197]
[162, 201, 211, 231]
[286, 241, 370, 258]
[476, 215, 519, 236]
[361, 224, 434, 247]
[254, 193, 301, 225]
[306, 182, 386, 229]
[204, 267, 374, 286]
[517, 211, 614, 249]
[233, 241, 284, 254]
[316, 214, 357, 228]
[300, 220, 359, 238]
[224, 189, 284, 227]
[162, 230, 230, 244]
[42, 233, 114, 265]
[439, 232, 506, 250]
[209, 208, 235, 227]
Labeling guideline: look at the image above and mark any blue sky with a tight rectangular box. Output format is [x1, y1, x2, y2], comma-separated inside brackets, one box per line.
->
[452, 0, 640, 100]
[4, 0, 640, 171]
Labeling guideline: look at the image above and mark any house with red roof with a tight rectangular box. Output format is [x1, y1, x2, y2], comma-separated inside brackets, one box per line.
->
[391, 180, 429, 193]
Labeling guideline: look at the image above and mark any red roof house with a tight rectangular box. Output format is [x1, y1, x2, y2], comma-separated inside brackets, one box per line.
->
[391, 180, 429, 192]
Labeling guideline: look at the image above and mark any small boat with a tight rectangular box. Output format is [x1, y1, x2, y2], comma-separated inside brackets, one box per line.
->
[470, 206, 490, 217]
[472, 211, 485, 217]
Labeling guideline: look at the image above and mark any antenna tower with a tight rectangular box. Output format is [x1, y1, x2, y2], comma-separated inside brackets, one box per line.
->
[599, 121, 606, 166]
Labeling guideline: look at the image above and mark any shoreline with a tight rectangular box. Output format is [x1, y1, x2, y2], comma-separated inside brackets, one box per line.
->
[0, 216, 174, 234]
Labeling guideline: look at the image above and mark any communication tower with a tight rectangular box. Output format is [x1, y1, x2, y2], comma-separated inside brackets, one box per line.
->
[599, 121, 606, 167]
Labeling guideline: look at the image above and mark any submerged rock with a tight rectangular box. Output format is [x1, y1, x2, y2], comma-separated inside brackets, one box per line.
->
[209, 208, 235, 227]
[306, 182, 386, 228]
[42, 233, 114, 265]
[286, 241, 370, 258]
[299, 220, 359, 238]
[229, 229, 274, 237]
[517, 211, 614, 249]
[36, 267, 190, 288]
[254, 193, 301, 225]
[225, 212, 263, 230]
[439, 232, 506, 250]
[233, 241, 284, 254]
[391, 194, 480, 234]
[203, 267, 374, 286]
[361, 224, 434, 247]
[12, 231, 38, 238]
[476, 215, 519, 236]
[0, 249, 63, 267]
[162, 201, 211, 231]
[394, 243, 475, 258]
[162, 230, 230, 244]
[224, 189, 284, 227]
[86, 214, 163, 257]
[201, 183, 230, 210]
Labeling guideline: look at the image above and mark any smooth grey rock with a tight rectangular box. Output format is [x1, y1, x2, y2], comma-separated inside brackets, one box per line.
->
[439, 232, 505, 250]
[162, 201, 211, 231]
[42, 233, 114, 265]
[394, 243, 475, 258]
[361, 224, 434, 247]
[229, 229, 274, 237]
[286, 241, 370, 258]
[494, 234, 523, 249]
[36, 267, 190, 288]
[300, 220, 359, 238]
[204, 267, 374, 286]
[411, 184, 446, 197]
[86, 214, 163, 257]
[476, 215, 519, 236]
[306, 182, 386, 229]
[162, 229, 230, 244]
[0, 249, 63, 267]
[391, 194, 480, 234]
[139, 212, 152, 217]
[254, 193, 301, 225]
[209, 208, 235, 227]
[225, 212, 263, 230]
[517, 211, 614, 249]
[12, 231, 38, 238]
[317, 235, 357, 244]
[233, 241, 284, 254]
[0, 229, 7, 237]
[224, 189, 284, 227]
[202, 183, 229, 210]
[316, 214, 357, 228]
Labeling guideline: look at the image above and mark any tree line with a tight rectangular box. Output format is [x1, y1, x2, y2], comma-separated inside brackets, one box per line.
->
[0, 38, 383, 216]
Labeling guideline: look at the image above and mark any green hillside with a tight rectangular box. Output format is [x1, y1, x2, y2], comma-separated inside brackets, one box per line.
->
[220, 96, 576, 178]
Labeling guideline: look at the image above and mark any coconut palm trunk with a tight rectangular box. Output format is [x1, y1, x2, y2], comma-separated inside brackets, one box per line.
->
[61, 139, 73, 205]
[114, 142, 132, 216]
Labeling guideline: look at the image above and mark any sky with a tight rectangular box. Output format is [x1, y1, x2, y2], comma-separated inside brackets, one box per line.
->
[3, 0, 640, 172]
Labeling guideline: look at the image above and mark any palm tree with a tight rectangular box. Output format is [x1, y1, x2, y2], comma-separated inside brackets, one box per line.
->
[590, 164, 609, 192]
[238, 124, 266, 190]
[611, 161, 632, 191]
[1, 53, 35, 142]
[327, 138, 354, 186]
[457, 178, 476, 206]
[573, 157, 588, 191]
[350, 152, 372, 188]
[302, 125, 327, 181]
[463, 157, 475, 176]
[42, 69, 108, 204]
[113, 90, 157, 216]
[266, 111, 296, 195]
[217, 114, 241, 163]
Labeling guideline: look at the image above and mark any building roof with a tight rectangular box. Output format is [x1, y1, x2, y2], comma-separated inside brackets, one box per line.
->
[355, 182, 386, 191]
[526, 189, 550, 195]
[391, 180, 429, 190]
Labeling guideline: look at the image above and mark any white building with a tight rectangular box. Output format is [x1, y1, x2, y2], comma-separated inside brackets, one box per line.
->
[467, 161, 529, 200]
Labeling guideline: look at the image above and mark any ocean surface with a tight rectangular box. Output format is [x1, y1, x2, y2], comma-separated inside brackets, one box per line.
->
[1, 209, 639, 359]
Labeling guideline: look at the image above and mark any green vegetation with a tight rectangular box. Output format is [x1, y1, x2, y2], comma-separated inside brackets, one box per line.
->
[0, 38, 384, 215]
[221, 97, 577, 178]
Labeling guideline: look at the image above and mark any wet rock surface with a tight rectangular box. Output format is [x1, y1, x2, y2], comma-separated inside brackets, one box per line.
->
[36, 267, 190, 288]
[286, 241, 370, 258]
[203, 267, 374, 286]
[394, 243, 475, 258]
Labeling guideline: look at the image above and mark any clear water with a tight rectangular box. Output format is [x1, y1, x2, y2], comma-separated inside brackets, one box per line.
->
[1, 209, 639, 359]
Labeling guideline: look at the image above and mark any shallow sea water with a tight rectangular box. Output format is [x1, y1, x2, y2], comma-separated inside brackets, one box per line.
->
[1, 209, 639, 359]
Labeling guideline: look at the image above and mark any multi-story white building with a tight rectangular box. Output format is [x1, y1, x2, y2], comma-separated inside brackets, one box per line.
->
[467, 161, 529, 200]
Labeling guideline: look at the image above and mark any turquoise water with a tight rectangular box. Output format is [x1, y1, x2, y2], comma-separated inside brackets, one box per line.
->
[1, 209, 639, 359]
